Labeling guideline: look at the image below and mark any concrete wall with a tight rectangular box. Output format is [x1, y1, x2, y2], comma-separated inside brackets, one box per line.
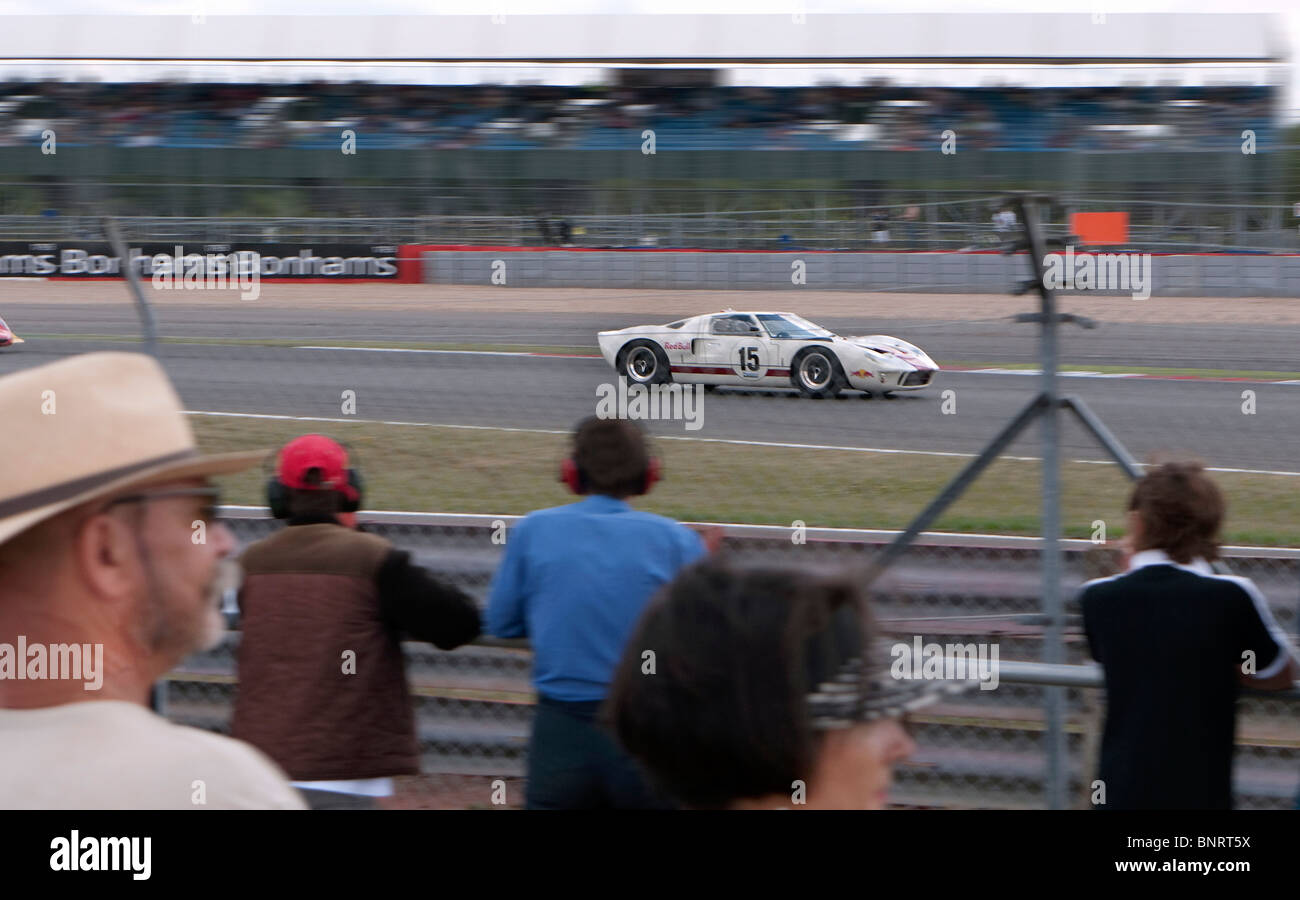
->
[422, 249, 1300, 297]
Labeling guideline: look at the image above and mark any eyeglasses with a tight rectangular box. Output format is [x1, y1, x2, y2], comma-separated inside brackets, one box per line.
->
[105, 486, 222, 523]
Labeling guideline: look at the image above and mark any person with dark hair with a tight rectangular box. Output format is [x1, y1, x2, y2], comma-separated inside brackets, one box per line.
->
[487, 416, 706, 809]
[1081, 460, 1298, 810]
[232, 434, 481, 809]
[535, 212, 554, 245]
[870, 209, 891, 244]
[605, 560, 957, 809]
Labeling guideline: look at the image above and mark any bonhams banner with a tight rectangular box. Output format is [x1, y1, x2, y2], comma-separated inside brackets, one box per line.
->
[0, 242, 400, 279]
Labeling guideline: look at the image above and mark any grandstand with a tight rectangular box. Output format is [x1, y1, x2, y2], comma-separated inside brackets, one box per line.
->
[0, 81, 1276, 151]
[0, 11, 1287, 223]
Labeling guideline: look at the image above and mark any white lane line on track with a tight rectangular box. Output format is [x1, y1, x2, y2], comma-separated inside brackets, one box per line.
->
[293, 347, 1300, 384]
[295, 345, 598, 359]
[958, 367, 1300, 384]
[964, 368, 1042, 376]
[183, 410, 1300, 478]
[964, 368, 1137, 378]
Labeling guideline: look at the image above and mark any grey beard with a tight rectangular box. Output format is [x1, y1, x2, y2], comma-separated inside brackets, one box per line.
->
[207, 557, 243, 608]
[199, 558, 243, 650]
[140, 557, 242, 657]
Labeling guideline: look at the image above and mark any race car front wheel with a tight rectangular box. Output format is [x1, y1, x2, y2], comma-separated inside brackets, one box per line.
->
[792, 348, 844, 399]
[620, 340, 672, 386]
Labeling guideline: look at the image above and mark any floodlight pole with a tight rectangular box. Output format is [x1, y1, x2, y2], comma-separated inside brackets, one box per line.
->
[103, 216, 159, 358]
[857, 193, 1235, 807]
[1013, 194, 1068, 812]
[857, 192, 1146, 809]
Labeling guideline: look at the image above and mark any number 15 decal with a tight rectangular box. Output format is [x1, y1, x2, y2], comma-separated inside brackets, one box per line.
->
[737, 346, 760, 372]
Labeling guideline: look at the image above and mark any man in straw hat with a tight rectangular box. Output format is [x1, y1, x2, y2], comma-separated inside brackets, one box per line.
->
[0, 352, 305, 809]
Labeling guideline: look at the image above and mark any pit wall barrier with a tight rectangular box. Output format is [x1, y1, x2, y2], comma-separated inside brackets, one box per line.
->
[412, 246, 1300, 297]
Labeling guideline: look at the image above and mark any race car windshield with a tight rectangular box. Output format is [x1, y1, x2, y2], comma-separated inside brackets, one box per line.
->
[757, 314, 833, 340]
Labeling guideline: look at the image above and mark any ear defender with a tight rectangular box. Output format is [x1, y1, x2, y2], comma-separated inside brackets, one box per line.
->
[642, 457, 661, 495]
[560, 457, 587, 495]
[341, 466, 364, 513]
[266, 476, 290, 519]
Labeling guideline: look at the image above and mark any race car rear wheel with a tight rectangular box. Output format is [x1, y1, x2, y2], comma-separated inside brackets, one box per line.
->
[791, 348, 844, 399]
[619, 340, 672, 386]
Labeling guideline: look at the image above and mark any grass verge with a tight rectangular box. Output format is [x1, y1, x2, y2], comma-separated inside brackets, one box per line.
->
[195, 416, 1300, 546]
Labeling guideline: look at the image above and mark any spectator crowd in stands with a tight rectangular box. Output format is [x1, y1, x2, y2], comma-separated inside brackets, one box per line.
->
[0, 80, 1274, 151]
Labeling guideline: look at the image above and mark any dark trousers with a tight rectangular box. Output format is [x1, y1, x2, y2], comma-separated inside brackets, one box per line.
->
[525, 695, 671, 810]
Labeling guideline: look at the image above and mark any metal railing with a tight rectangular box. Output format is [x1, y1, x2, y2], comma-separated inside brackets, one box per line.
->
[168, 508, 1300, 809]
[163, 637, 1300, 809]
[2, 207, 1297, 251]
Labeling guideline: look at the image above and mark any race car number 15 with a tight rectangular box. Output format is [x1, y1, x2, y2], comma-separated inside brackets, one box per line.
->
[737, 346, 760, 372]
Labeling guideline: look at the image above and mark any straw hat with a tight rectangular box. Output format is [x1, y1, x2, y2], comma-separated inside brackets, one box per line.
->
[0, 352, 265, 547]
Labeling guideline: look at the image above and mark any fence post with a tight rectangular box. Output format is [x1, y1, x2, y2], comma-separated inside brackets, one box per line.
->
[1017, 197, 1068, 810]
[103, 216, 158, 358]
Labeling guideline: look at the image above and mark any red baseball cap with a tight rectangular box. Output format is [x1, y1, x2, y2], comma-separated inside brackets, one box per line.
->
[276, 434, 359, 500]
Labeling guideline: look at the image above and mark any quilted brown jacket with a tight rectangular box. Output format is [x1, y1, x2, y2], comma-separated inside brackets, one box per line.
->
[232, 521, 480, 781]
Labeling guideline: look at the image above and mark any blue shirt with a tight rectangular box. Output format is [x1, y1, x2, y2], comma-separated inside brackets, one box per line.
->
[486, 495, 706, 702]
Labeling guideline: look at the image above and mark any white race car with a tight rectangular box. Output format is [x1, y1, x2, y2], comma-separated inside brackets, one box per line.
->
[598, 310, 938, 398]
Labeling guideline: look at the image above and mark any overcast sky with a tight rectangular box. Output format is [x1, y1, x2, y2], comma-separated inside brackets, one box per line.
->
[1, 1, 1295, 116]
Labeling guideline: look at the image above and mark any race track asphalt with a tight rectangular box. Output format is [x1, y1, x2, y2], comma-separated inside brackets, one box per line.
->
[2, 300, 1297, 473]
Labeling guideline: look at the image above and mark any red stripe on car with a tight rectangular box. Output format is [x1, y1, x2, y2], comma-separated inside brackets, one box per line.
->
[670, 365, 791, 376]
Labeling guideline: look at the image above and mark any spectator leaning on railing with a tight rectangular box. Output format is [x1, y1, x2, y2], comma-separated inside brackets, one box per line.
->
[0, 352, 304, 809]
[1081, 460, 1298, 810]
[605, 560, 963, 810]
[487, 416, 707, 809]
[231, 434, 481, 810]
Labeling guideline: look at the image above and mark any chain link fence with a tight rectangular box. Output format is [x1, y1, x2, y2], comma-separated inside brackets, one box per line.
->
[0, 29, 1295, 818]
[2, 198, 1298, 250]
[3, 204, 1297, 810]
